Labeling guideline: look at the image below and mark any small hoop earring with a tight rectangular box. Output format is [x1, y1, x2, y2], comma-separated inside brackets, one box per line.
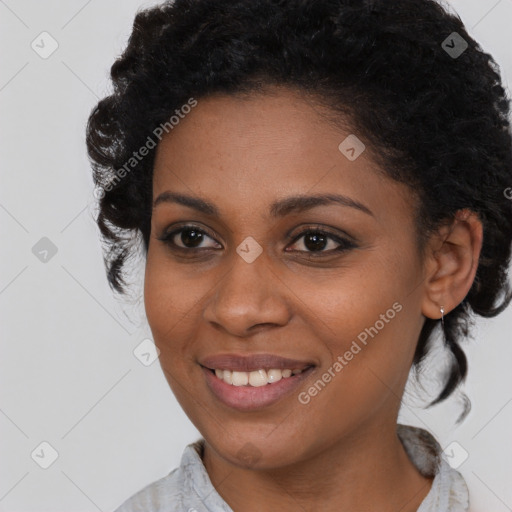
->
[440, 305, 445, 327]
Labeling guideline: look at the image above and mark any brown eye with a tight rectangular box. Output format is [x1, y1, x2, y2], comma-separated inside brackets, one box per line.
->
[287, 228, 356, 255]
[178, 227, 205, 248]
[302, 232, 329, 251]
[157, 225, 222, 251]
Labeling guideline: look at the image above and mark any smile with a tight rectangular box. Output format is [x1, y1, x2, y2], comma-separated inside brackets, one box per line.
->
[200, 354, 316, 411]
[212, 368, 306, 386]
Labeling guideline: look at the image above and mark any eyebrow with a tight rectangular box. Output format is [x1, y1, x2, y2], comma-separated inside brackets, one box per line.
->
[153, 191, 374, 218]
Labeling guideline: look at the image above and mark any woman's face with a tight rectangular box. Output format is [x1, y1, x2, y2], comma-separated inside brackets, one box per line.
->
[145, 87, 428, 469]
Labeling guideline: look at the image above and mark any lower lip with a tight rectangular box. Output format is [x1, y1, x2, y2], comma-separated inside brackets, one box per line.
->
[202, 366, 315, 411]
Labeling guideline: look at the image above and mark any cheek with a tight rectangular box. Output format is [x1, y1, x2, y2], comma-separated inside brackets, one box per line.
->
[143, 252, 211, 413]
[287, 249, 416, 344]
[143, 250, 203, 358]
[292, 244, 422, 394]
[144, 240, 212, 314]
[295, 297, 419, 455]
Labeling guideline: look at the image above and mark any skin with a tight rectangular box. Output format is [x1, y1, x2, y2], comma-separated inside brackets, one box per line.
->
[144, 86, 483, 511]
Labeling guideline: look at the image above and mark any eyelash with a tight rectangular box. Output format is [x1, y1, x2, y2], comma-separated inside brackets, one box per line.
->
[157, 224, 356, 257]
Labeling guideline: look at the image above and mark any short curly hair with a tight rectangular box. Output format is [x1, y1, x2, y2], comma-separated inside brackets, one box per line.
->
[86, 0, 512, 414]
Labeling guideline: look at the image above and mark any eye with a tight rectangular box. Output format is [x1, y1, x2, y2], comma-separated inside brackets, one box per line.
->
[157, 225, 222, 251]
[286, 227, 356, 255]
[157, 224, 356, 256]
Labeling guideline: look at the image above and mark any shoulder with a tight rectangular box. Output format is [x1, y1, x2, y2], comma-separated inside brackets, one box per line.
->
[113, 467, 185, 512]
[397, 424, 470, 512]
[113, 440, 206, 512]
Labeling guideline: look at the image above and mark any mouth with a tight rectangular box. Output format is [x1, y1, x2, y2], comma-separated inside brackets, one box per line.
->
[206, 367, 309, 386]
[200, 353, 316, 411]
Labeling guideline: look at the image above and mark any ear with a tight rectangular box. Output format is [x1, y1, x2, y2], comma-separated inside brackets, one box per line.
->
[421, 209, 483, 320]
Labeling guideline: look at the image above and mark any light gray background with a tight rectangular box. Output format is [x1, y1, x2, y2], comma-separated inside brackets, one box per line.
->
[1, 1, 511, 511]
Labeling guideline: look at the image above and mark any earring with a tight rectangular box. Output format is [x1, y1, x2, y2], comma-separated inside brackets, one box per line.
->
[440, 305, 445, 327]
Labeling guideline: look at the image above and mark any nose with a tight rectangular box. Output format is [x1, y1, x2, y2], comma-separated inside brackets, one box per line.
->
[202, 249, 291, 337]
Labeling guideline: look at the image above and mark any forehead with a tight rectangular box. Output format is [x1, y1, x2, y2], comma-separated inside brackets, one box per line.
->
[151, 88, 415, 226]
[154, 88, 338, 174]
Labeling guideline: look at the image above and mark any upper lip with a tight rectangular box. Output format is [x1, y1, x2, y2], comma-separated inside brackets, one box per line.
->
[200, 353, 315, 372]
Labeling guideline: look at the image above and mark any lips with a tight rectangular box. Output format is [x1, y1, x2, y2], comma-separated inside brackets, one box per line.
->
[199, 353, 316, 411]
[200, 353, 315, 372]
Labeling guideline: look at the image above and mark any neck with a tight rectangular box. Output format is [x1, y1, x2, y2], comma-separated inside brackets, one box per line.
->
[202, 421, 433, 512]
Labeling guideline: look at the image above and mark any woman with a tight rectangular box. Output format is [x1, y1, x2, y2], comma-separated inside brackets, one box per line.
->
[87, 0, 512, 510]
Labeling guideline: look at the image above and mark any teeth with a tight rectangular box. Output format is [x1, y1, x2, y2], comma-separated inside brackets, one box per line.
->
[232, 371, 249, 386]
[213, 367, 305, 386]
[267, 369, 282, 383]
[249, 369, 267, 387]
[223, 369, 233, 385]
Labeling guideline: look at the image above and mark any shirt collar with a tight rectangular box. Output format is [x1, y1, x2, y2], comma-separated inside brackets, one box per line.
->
[181, 424, 469, 511]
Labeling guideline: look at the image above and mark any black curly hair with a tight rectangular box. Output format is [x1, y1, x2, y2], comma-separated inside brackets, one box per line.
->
[86, 0, 512, 416]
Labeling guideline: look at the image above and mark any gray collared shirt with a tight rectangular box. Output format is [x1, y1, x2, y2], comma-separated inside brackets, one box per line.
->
[114, 424, 469, 511]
